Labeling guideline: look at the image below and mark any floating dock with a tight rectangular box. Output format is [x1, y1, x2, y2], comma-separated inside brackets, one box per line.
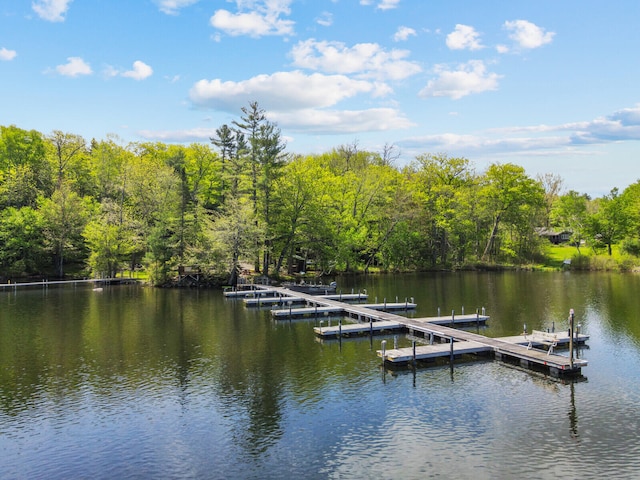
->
[0, 277, 139, 290]
[225, 285, 588, 377]
[243, 292, 368, 307]
[272, 302, 416, 318]
[379, 330, 589, 364]
[314, 313, 489, 336]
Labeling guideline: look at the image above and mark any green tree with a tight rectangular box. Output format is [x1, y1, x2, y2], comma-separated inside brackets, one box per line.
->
[39, 182, 91, 277]
[83, 198, 138, 278]
[479, 163, 545, 262]
[410, 154, 478, 267]
[0, 206, 46, 275]
[47, 130, 88, 189]
[551, 190, 589, 254]
[210, 124, 236, 207]
[230, 102, 286, 276]
[210, 198, 260, 285]
[0, 126, 52, 208]
[587, 188, 630, 256]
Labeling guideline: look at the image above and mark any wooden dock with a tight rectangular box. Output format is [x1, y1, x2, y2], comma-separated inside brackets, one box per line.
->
[314, 313, 490, 336]
[379, 331, 589, 364]
[244, 292, 368, 307]
[0, 277, 139, 290]
[226, 285, 589, 377]
[271, 302, 416, 318]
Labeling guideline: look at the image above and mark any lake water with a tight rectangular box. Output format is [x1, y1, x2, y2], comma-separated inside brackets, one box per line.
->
[1, 272, 639, 479]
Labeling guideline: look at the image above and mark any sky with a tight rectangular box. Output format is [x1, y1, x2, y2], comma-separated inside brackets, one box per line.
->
[1, 0, 640, 197]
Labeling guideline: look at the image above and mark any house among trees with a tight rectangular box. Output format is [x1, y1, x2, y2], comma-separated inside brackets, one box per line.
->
[536, 228, 572, 244]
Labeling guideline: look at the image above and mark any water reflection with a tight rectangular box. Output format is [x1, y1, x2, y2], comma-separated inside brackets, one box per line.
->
[569, 381, 579, 440]
[2, 273, 640, 478]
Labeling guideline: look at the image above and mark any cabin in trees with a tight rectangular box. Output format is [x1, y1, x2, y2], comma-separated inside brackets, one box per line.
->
[536, 228, 572, 245]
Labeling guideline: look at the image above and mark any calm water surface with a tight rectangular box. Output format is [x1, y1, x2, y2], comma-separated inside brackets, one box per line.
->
[1, 272, 639, 479]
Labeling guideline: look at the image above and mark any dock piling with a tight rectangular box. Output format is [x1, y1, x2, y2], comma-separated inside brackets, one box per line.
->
[450, 337, 454, 365]
[381, 340, 387, 365]
[413, 341, 417, 366]
[569, 309, 575, 369]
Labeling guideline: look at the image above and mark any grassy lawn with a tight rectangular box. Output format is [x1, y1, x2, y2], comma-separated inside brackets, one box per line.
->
[540, 242, 640, 271]
[543, 244, 579, 269]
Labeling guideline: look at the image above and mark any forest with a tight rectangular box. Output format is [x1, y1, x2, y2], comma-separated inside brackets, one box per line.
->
[2, 102, 640, 286]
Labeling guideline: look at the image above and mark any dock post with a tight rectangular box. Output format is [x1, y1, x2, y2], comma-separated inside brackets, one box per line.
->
[476, 308, 480, 327]
[482, 307, 485, 316]
[451, 310, 455, 327]
[369, 317, 373, 337]
[394, 335, 398, 349]
[450, 337, 454, 365]
[381, 340, 387, 365]
[438, 307, 441, 317]
[569, 309, 575, 369]
[384, 298, 387, 311]
[462, 306, 465, 315]
[405, 297, 408, 311]
[315, 305, 318, 321]
[412, 341, 416, 366]
[429, 332, 434, 345]
[552, 321, 555, 333]
[339, 319, 342, 338]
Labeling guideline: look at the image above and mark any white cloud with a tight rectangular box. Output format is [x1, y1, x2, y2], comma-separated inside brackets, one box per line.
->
[103, 61, 153, 80]
[270, 108, 414, 133]
[361, 0, 401, 10]
[210, 0, 294, 38]
[189, 70, 390, 112]
[138, 127, 217, 142]
[154, 0, 199, 15]
[446, 24, 483, 51]
[122, 61, 153, 80]
[316, 12, 333, 27]
[55, 56, 92, 77]
[402, 132, 567, 153]
[570, 104, 640, 143]
[400, 104, 640, 159]
[290, 39, 421, 81]
[32, 0, 72, 22]
[0, 47, 17, 61]
[139, 107, 413, 141]
[393, 26, 416, 42]
[419, 60, 501, 99]
[504, 20, 555, 49]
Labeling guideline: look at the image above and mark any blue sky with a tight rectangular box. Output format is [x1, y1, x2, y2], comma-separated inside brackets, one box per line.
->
[1, 0, 639, 197]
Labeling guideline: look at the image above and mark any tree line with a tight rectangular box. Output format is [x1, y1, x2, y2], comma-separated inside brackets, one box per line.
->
[1, 102, 639, 285]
